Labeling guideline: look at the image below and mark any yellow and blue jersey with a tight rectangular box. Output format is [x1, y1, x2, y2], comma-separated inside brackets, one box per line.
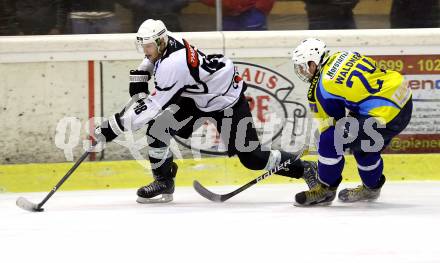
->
[308, 51, 412, 133]
[306, 51, 412, 188]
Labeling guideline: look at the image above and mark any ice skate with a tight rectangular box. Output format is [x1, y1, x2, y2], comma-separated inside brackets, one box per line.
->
[136, 162, 178, 204]
[338, 175, 385, 203]
[301, 161, 318, 189]
[294, 180, 339, 207]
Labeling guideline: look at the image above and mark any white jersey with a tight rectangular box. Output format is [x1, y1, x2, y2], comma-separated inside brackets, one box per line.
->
[120, 35, 244, 131]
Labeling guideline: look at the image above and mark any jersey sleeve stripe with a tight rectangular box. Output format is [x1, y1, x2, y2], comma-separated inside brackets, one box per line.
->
[316, 77, 346, 120]
[357, 98, 400, 115]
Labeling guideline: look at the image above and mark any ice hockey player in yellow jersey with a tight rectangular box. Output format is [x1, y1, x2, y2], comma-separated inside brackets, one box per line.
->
[291, 38, 413, 206]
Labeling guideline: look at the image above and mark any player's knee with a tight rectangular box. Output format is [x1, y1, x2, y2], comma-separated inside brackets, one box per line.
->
[237, 152, 267, 170]
[353, 150, 379, 160]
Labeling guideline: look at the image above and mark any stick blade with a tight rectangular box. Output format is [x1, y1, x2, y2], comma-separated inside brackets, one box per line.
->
[193, 180, 224, 202]
[16, 197, 44, 212]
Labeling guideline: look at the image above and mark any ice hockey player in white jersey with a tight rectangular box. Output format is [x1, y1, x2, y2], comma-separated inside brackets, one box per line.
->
[94, 19, 318, 203]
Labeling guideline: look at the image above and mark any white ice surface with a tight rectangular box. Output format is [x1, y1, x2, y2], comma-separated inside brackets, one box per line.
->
[1, 182, 440, 263]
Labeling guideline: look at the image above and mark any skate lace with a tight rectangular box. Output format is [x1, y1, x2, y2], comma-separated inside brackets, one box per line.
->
[347, 185, 366, 198]
[303, 162, 318, 188]
[143, 180, 166, 193]
[306, 184, 327, 200]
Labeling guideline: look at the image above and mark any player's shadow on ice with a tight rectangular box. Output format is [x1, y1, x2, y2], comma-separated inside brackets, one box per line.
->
[317, 201, 418, 210]
[51, 200, 418, 212]
[56, 201, 292, 212]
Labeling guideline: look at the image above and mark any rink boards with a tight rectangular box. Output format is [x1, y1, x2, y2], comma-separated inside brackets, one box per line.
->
[2, 29, 440, 164]
[1, 154, 439, 193]
[1, 29, 440, 193]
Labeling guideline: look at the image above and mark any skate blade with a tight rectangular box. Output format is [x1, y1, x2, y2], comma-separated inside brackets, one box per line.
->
[136, 194, 173, 204]
[294, 201, 332, 207]
[338, 198, 379, 203]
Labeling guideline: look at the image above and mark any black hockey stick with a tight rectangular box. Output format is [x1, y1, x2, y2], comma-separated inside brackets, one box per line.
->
[16, 147, 93, 212]
[17, 96, 147, 212]
[193, 148, 308, 202]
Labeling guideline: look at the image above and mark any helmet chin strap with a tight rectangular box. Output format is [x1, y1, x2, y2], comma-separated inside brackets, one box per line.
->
[307, 51, 330, 81]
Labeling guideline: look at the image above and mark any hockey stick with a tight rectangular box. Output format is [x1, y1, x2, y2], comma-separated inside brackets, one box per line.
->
[193, 148, 308, 202]
[16, 95, 147, 212]
[16, 147, 93, 212]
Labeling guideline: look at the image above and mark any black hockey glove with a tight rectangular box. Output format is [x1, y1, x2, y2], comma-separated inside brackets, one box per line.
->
[93, 113, 125, 143]
[129, 70, 151, 97]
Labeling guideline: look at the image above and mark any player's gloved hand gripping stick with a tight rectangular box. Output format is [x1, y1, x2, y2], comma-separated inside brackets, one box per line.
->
[16, 99, 134, 212]
[16, 70, 150, 212]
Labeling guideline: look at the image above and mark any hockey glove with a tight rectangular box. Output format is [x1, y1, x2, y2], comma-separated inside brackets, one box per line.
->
[93, 113, 125, 143]
[129, 70, 150, 97]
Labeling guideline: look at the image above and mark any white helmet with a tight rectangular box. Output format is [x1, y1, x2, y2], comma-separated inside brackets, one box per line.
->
[136, 19, 168, 52]
[291, 38, 328, 82]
